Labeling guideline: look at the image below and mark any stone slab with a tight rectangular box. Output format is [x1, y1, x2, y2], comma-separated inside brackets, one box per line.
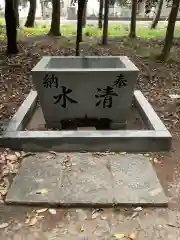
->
[6, 91, 38, 131]
[31, 56, 139, 128]
[6, 153, 168, 207]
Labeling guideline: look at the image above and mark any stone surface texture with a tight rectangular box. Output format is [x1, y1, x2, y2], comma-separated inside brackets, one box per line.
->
[31, 56, 139, 128]
[6, 153, 167, 206]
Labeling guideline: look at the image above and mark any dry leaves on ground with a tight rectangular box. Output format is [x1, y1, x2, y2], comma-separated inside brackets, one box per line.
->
[36, 208, 48, 214]
[0, 222, 9, 229]
[25, 214, 44, 226]
[0, 150, 23, 199]
[91, 208, 104, 219]
[48, 209, 57, 215]
[61, 154, 73, 169]
[112, 231, 138, 239]
[24, 208, 59, 227]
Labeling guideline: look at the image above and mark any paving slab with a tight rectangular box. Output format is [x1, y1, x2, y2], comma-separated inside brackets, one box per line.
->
[5, 153, 168, 206]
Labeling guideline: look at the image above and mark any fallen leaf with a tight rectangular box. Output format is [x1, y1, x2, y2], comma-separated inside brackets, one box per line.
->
[128, 231, 138, 240]
[22, 152, 35, 158]
[120, 152, 127, 155]
[80, 224, 84, 232]
[112, 233, 125, 239]
[28, 216, 39, 226]
[15, 152, 21, 158]
[35, 188, 48, 194]
[144, 153, 150, 157]
[5, 148, 10, 153]
[7, 161, 15, 172]
[36, 208, 47, 214]
[92, 208, 103, 215]
[37, 215, 44, 220]
[25, 216, 31, 224]
[0, 187, 7, 196]
[3, 177, 10, 189]
[169, 94, 180, 99]
[134, 207, 143, 212]
[48, 151, 57, 156]
[6, 154, 17, 161]
[92, 211, 100, 219]
[166, 223, 180, 228]
[0, 222, 9, 229]
[48, 209, 56, 215]
[153, 158, 159, 163]
[1, 168, 9, 177]
[130, 212, 139, 219]
[0, 154, 6, 162]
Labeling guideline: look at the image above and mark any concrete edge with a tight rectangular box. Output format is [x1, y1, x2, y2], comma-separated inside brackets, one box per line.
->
[0, 130, 171, 152]
[134, 90, 171, 134]
[4, 200, 168, 208]
[120, 56, 139, 72]
[32, 56, 140, 72]
[6, 91, 38, 131]
[0, 90, 172, 152]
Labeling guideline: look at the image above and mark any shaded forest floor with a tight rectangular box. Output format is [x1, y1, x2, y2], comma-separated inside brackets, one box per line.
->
[0, 35, 180, 239]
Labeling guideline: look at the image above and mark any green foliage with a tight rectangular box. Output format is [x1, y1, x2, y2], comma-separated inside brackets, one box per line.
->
[1, 20, 180, 40]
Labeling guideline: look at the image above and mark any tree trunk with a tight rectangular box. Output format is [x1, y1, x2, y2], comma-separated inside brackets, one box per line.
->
[41, 0, 46, 19]
[25, 0, 36, 27]
[76, 0, 86, 56]
[5, 0, 18, 54]
[14, 0, 19, 27]
[102, 0, 109, 45]
[98, 0, 103, 29]
[151, 0, 164, 29]
[82, 0, 87, 27]
[129, 0, 137, 38]
[49, 0, 61, 36]
[159, 0, 180, 61]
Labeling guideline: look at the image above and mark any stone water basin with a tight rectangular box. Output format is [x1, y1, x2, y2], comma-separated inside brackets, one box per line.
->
[31, 56, 139, 128]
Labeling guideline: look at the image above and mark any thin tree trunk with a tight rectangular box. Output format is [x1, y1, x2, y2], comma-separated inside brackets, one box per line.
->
[98, 0, 103, 29]
[41, 0, 46, 19]
[159, 0, 180, 61]
[129, 0, 137, 38]
[82, 0, 87, 27]
[14, 0, 19, 27]
[25, 0, 36, 27]
[5, 0, 18, 54]
[49, 0, 61, 36]
[102, 0, 109, 45]
[76, 0, 86, 55]
[151, 0, 164, 29]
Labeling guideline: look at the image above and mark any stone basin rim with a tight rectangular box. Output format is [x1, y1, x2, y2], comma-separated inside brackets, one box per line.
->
[31, 56, 139, 72]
